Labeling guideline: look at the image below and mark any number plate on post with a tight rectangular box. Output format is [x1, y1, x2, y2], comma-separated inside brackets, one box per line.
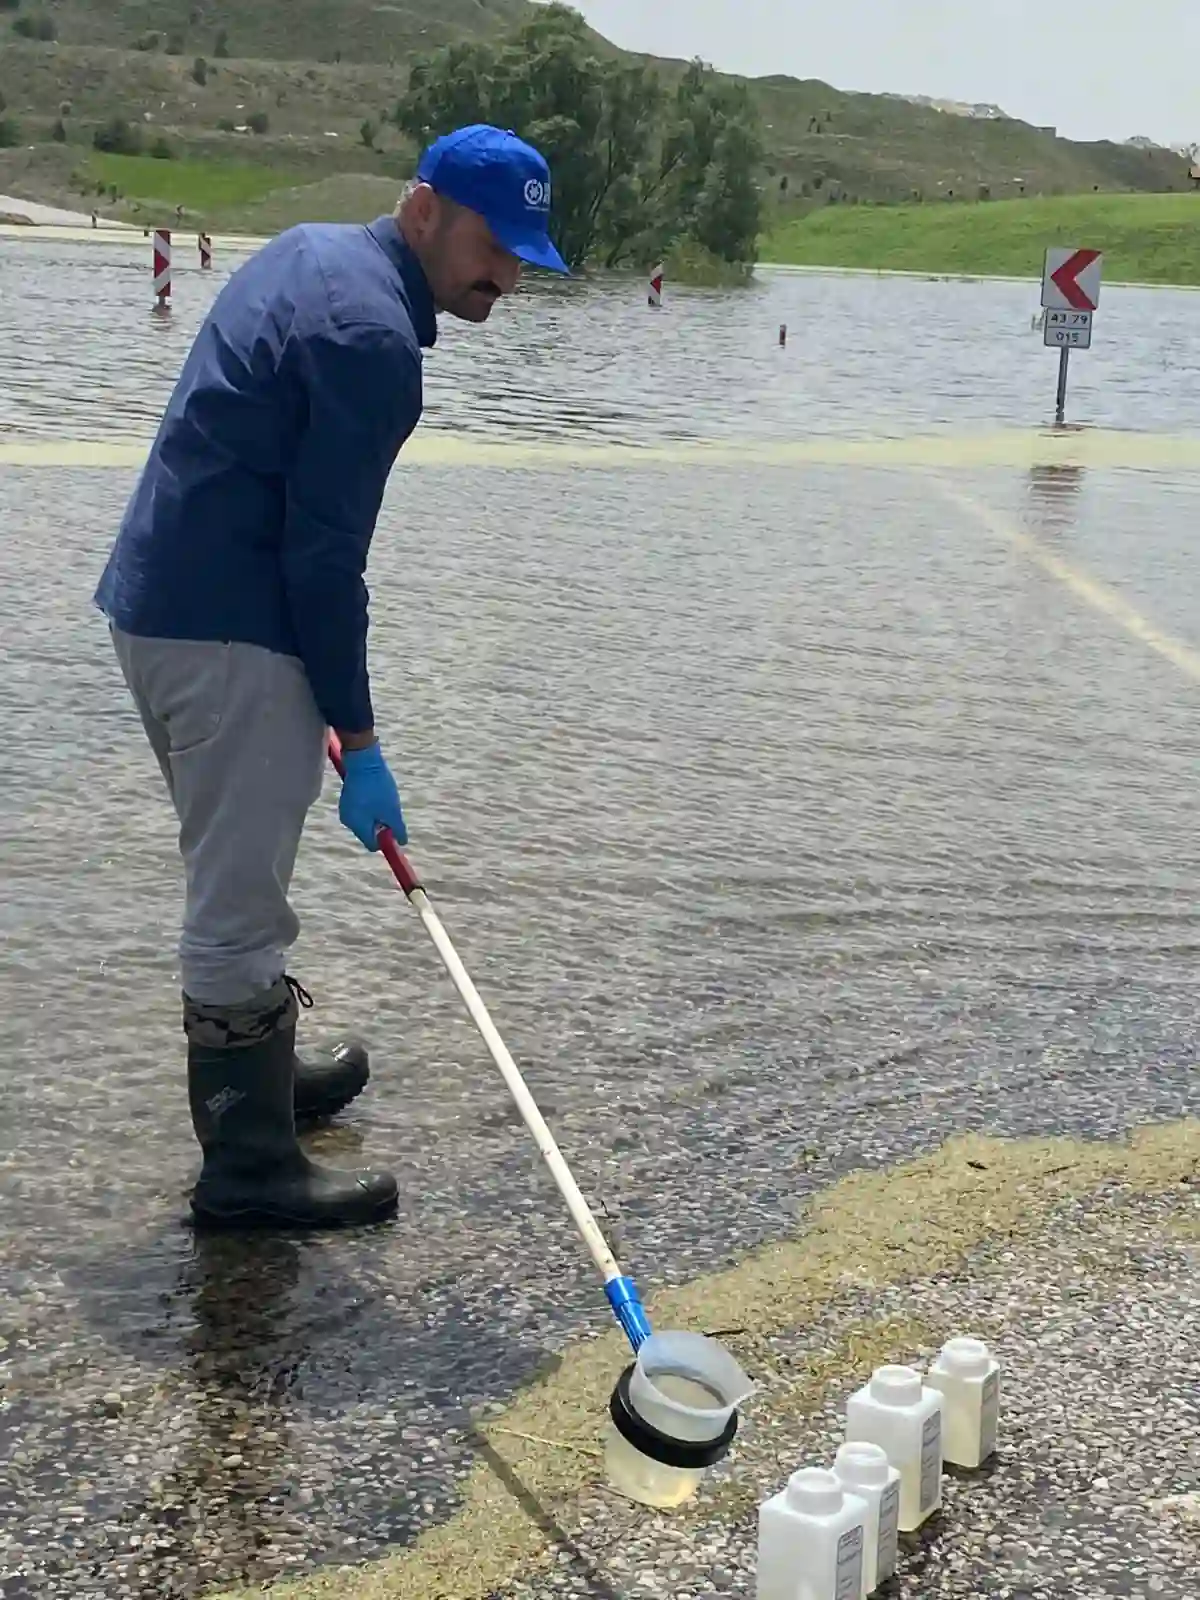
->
[1044, 309, 1093, 350]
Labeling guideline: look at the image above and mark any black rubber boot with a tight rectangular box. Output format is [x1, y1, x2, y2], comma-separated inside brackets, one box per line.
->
[285, 979, 371, 1124]
[186, 988, 398, 1231]
[293, 1038, 370, 1123]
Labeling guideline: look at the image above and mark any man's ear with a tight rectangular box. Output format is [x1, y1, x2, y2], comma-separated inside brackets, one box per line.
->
[402, 182, 439, 240]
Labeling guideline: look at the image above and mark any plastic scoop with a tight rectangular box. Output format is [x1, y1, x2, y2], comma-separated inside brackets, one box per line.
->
[606, 1331, 754, 1508]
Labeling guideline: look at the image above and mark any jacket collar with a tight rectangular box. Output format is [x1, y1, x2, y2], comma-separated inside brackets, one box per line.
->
[367, 215, 438, 348]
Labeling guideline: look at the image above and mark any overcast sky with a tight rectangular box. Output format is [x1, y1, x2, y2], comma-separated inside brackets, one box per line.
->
[571, 0, 1199, 148]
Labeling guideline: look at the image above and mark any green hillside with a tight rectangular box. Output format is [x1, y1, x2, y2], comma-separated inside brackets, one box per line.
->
[0, 0, 1191, 234]
[21, 0, 528, 64]
[762, 192, 1200, 286]
[746, 75, 1189, 207]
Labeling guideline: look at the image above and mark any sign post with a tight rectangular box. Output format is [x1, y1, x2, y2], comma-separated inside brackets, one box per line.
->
[1055, 341, 1070, 426]
[1041, 247, 1102, 424]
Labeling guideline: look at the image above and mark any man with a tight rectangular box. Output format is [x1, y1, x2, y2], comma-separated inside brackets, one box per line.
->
[94, 124, 569, 1232]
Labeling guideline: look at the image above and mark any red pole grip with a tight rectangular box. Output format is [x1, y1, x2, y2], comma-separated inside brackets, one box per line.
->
[327, 732, 422, 897]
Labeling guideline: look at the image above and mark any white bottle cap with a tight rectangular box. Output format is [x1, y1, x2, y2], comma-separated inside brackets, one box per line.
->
[835, 1441, 891, 1489]
[868, 1364, 923, 1406]
[937, 1337, 992, 1378]
[785, 1467, 844, 1516]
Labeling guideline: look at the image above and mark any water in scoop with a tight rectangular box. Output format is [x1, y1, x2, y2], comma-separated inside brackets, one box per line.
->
[605, 1372, 727, 1509]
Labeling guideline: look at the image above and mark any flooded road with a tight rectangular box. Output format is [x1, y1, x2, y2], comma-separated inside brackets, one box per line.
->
[1, 234, 1199, 1598]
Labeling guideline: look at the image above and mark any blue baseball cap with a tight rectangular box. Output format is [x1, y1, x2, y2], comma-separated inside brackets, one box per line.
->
[416, 123, 569, 275]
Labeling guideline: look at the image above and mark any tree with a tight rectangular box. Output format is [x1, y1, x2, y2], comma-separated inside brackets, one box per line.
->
[0, 0, 21, 11]
[395, 4, 763, 272]
[0, 116, 19, 148]
[150, 135, 174, 159]
[688, 115, 763, 262]
[399, 12, 653, 268]
[360, 119, 376, 149]
[51, 116, 66, 141]
[191, 56, 207, 85]
[247, 111, 269, 134]
[213, 28, 229, 58]
[93, 116, 142, 155]
[13, 12, 55, 38]
[649, 66, 762, 257]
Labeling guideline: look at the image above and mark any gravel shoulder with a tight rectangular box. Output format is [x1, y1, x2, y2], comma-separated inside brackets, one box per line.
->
[208, 1120, 1199, 1600]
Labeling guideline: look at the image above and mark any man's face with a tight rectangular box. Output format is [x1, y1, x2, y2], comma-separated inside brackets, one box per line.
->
[407, 188, 523, 323]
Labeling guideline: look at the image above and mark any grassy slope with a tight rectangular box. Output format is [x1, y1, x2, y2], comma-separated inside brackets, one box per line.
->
[46, 0, 528, 64]
[0, 38, 428, 154]
[0, 38, 419, 226]
[761, 192, 1200, 285]
[613, 47, 1190, 205]
[87, 150, 302, 208]
[0, 0, 1192, 234]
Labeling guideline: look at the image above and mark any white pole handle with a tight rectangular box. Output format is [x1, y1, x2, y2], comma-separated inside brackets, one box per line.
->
[408, 886, 624, 1285]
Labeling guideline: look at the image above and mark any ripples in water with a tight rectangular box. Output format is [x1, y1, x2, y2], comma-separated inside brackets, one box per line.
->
[2, 230, 1200, 1597]
[3, 234, 1200, 446]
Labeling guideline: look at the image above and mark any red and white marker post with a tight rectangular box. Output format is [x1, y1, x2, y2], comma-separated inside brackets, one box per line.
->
[648, 263, 664, 307]
[153, 229, 172, 307]
[198, 232, 213, 270]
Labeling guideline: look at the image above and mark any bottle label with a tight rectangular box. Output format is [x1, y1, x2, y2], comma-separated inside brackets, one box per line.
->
[877, 1480, 901, 1578]
[920, 1410, 942, 1513]
[980, 1369, 1000, 1458]
[835, 1522, 864, 1600]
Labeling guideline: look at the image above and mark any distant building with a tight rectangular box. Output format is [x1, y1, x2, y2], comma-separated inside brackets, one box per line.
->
[889, 93, 1011, 120]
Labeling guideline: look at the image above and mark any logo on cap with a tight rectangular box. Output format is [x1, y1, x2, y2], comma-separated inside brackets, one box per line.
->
[524, 177, 550, 212]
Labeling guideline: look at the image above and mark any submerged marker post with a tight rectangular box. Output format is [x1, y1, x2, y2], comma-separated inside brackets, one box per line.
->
[153, 229, 172, 308]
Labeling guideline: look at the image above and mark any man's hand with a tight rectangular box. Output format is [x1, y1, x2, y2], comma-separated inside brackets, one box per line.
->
[338, 741, 408, 852]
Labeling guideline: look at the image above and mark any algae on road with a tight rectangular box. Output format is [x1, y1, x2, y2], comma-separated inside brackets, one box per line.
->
[208, 1118, 1199, 1600]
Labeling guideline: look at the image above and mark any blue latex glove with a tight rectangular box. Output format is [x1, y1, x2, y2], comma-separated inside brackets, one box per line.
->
[338, 742, 408, 852]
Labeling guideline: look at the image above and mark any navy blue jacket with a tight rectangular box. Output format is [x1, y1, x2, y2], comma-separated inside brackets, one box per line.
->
[94, 215, 437, 733]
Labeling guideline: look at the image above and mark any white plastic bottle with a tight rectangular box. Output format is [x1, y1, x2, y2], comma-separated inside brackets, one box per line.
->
[925, 1337, 1000, 1469]
[833, 1441, 901, 1596]
[844, 1364, 943, 1532]
[757, 1466, 868, 1600]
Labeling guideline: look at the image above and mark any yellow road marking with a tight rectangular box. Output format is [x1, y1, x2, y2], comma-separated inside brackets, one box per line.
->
[931, 474, 1200, 682]
[3, 428, 1200, 472]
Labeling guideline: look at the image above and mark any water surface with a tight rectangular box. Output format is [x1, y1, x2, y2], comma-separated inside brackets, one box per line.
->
[1, 233, 1198, 1598]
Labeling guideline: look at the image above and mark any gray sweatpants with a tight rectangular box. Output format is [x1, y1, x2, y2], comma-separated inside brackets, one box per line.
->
[110, 626, 327, 1007]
